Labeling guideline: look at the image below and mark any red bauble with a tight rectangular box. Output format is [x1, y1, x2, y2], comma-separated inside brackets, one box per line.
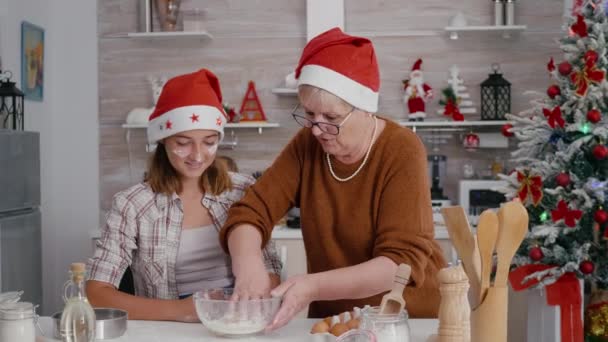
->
[580, 260, 595, 275]
[585, 50, 599, 64]
[555, 172, 571, 187]
[501, 124, 514, 137]
[558, 61, 573, 76]
[587, 109, 602, 123]
[547, 85, 561, 99]
[595, 209, 608, 224]
[529, 247, 544, 261]
[593, 145, 608, 160]
[463, 132, 480, 151]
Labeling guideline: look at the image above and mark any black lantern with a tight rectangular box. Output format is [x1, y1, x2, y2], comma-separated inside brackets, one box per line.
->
[480, 64, 511, 121]
[0, 70, 24, 130]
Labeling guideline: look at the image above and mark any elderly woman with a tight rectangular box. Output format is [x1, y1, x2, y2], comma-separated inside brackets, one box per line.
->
[87, 69, 281, 322]
[219, 28, 446, 330]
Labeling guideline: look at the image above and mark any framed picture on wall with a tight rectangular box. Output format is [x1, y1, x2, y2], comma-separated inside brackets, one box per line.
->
[21, 21, 44, 101]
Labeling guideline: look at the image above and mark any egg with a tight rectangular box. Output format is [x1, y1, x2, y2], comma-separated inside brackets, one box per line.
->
[323, 316, 333, 326]
[346, 317, 360, 330]
[310, 320, 330, 334]
[340, 311, 352, 323]
[329, 322, 350, 337]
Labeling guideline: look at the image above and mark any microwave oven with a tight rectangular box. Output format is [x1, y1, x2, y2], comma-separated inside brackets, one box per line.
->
[459, 180, 507, 226]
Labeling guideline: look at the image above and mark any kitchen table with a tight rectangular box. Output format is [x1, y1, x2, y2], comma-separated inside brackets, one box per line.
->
[36, 316, 438, 341]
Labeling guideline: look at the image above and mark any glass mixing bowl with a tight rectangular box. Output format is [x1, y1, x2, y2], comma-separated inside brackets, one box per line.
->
[193, 288, 281, 337]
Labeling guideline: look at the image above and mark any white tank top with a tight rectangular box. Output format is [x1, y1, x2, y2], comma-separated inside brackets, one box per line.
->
[175, 225, 234, 296]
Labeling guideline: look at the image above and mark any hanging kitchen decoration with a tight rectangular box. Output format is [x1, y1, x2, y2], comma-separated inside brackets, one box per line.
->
[0, 70, 25, 130]
[239, 81, 267, 122]
[480, 63, 511, 121]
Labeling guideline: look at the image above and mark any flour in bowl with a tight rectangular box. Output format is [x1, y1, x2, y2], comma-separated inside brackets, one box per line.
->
[203, 318, 267, 335]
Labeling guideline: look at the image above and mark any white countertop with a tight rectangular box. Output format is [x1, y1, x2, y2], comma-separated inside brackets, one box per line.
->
[36, 317, 438, 341]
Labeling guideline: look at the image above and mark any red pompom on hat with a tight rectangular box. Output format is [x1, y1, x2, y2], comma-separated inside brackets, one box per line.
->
[294, 27, 380, 113]
[147, 68, 228, 143]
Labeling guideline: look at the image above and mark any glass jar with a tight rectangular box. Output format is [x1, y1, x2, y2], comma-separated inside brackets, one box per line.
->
[182, 8, 206, 32]
[359, 306, 410, 342]
[0, 302, 36, 342]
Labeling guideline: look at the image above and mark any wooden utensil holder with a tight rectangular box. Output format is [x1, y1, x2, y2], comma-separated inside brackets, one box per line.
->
[471, 286, 508, 342]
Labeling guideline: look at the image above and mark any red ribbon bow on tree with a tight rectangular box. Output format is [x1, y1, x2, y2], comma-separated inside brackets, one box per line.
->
[570, 14, 588, 37]
[570, 55, 605, 97]
[517, 171, 543, 206]
[551, 200, 583, 227]
[543, 106, 565, 128]
[443, 99, 464, 121]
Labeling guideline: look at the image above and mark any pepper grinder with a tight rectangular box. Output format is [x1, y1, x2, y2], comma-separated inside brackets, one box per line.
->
[493, 0, 505, 26]
[437, 263, 471, 342]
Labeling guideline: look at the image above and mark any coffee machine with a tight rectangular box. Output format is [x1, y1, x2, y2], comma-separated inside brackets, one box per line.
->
[428, 154, 452, 223]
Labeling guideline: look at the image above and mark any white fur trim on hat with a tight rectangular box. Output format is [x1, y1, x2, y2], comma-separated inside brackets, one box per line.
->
[297, 65, 379, 113]
[147, 105, 226, 143]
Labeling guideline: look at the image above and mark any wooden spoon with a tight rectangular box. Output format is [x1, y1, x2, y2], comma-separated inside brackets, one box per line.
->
[476, 210, 499, 304]
[441, 206, 482, 308]
[495, 200, 529, 287]
[379, 264, 411, 314]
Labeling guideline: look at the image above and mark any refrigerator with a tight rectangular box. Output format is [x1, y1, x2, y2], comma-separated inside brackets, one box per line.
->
[0, 129, 42, 310]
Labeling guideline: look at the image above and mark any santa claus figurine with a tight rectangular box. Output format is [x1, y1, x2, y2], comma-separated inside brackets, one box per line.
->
[403, 58, 433, 121]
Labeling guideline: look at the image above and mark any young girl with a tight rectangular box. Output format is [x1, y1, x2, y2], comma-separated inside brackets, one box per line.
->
[86, 69, 282, 322]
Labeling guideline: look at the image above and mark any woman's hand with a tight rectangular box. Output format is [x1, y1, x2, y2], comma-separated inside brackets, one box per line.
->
[232, 259, 272, 300]
[265, 274, 319, 332]
[176, 296, 200, 323]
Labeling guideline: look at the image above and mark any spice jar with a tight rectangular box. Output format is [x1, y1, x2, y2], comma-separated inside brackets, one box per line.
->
[0, 302, 36, 342]
[359, 306, 410, 342]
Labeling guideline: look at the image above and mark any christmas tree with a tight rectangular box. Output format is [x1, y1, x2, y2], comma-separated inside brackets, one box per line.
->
[500, 0, 608, 290]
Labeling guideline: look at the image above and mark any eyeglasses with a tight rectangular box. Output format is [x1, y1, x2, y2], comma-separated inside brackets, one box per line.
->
[291, 104, 355, 135]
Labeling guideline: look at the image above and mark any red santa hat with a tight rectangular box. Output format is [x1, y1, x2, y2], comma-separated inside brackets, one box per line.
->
[147, 69, 228, 143]
[295, 27, 379, 113]
[410, 59, 423, 77]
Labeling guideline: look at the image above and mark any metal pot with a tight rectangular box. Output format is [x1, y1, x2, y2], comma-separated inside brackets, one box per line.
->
[51, 308, 127, 340]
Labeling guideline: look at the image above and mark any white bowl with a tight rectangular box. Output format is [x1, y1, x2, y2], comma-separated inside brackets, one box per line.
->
[193, 288, 281, 338]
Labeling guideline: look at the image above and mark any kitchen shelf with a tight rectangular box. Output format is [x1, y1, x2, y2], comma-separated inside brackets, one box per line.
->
[107, 31, 213, 40]
[445, 25, 527, 39]
[271, 88, 298, 96]
[122, 121, 280, 134]
[398, 120, 511, 133]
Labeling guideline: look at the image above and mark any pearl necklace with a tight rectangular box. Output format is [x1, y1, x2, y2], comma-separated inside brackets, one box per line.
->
[326, 116, 378, 182]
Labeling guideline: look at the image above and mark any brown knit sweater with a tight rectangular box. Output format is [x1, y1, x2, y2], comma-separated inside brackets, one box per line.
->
[220, 119, 446, 318]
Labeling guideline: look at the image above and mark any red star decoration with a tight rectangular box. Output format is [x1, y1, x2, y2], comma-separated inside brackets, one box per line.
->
[551, 200, 582, 228]
[190, 114, 199, 122]
[542, 106, 565, 128]
[216, 116, 222, 126]
[165, 120, 172, 129]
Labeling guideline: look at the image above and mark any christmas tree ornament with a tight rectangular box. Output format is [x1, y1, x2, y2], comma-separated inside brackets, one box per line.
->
[585, 290, 608, 339]
[570, 14, 588, 37]
[436, 65, 476, 119]
[587, 109, 602, 123]
[529, 246, 544, 261]
[463, 132, 480, 151]
[571, 55, 605, 97]
[580, 260, 595, 274]
[594, 209, 608, 224]
[403, 59, 433, 121]
[547, 57, 556, 73]
[547, 85, 561, 99]
[585, 50, 599, 64]
[480, 63, 511, 120]
[551, 200, 583, 227]
[543, 106, 565, 128]
[239, 81, 267, 122]
[501, 123, 514, 137]
[593, 145, 608, 160]
[556, 172, 571, 187]
[517, 171, 544, 206]
[558, 61, 573, 76]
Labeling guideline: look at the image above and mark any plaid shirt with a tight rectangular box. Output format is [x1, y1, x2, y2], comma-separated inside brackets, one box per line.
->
[87, 172, 282, 299]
